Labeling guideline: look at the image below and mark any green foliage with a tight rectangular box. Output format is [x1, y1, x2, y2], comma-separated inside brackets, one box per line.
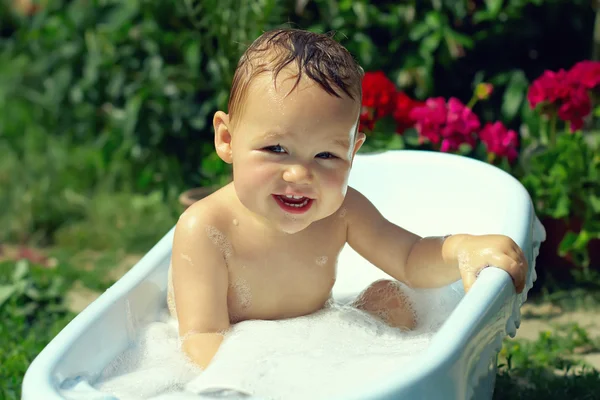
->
[0, 130, 179, 249]
[517, 98, 600, 268]
[0, 0, 285, 193]
[495, 323, 600, 399]
[0, 259, 74, 399]
[53, 190, 179, 253]
[293, 0, 593, 121]
[501, 323, 600, 371]
[0, 0, 596, 250]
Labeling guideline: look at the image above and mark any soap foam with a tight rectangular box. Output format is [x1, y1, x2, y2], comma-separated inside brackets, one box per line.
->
[72, 285, 462, 400]
[205, 226, 233, 260]
[315, 256, 328, 266]
[180, 253, 193, 266]
[231, 278, 252, 310]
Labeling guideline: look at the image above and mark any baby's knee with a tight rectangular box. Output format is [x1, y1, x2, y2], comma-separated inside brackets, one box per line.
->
[354, 279, 417, 330]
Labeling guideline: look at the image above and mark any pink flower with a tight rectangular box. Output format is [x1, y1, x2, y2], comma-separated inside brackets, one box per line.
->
[568, 60, 600, 90]
[527, 68, 592, 132]
[527, 69, 572, 108]
[479, 122, 519, 162]
[557, 84, 592, 132]
[410, 97, 480, 152]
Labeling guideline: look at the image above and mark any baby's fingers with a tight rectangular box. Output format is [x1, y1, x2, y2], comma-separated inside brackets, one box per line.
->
[498, 254, 527, 294]
[461, 271, 477, 294]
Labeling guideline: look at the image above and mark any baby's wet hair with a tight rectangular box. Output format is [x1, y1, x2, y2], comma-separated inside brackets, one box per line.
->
[228, 28, 364, 126]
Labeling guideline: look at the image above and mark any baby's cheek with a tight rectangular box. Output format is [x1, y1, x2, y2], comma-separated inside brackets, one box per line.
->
[320, 172, 348, 208]
[324, 169, 349, 193]
[236, 162, 272, 188]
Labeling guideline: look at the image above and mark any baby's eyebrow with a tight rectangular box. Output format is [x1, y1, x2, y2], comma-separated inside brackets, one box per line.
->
[332, 138, 350, 149]
[261, 131, 350, 149]
[262, 131, 285, 141]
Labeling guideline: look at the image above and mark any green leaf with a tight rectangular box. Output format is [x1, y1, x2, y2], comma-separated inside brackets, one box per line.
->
[425, 11, 442, 29]
[13, 302, 38, 317]
[0, 285, 17, 308]
[589, 195, 600, 213]
[572, 230, 591, 251]
[25, 287, 41, 300]
[484, 0, 504, 17]
[419, 32, 442, 57]
[501, 70, 528, 122]
[409, 22, 431, 41]
[445, 30, 474, 49]
[13, 260, 29, 282]
[551, 194, 570, 219]
[472, 10, 493, 24]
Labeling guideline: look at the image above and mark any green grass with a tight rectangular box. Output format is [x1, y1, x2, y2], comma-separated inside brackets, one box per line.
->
[495, 323, 600, 399]
[0, 260, 75, 399]
[533, 268, 600, 313]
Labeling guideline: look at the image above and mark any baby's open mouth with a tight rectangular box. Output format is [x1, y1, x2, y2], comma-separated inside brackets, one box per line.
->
[273, 194, 314, 214]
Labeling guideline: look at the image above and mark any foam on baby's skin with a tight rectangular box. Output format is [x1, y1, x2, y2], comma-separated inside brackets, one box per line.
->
[457, 248, 494, 276]
[233, 219, 239, 226]
[315, 256, 328, 266]
[180, 254, 193, 266]
[457, 250, 472, 272]
[231, 278, 252, 310]
[338, 207, 347, 218]
[205, 226, 233, 259]
[85, 286, 463, 400]
[352, 281, 419, 329]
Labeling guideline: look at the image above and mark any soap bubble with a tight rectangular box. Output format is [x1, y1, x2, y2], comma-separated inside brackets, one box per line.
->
[315, 256, 328, 266]
[205, 226, 233, 260]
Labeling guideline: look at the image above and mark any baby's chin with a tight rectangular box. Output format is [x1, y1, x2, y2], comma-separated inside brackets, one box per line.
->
[277, 220, 313, 235]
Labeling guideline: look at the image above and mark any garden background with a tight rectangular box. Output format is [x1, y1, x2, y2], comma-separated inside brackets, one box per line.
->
[1, 0, 600, 398]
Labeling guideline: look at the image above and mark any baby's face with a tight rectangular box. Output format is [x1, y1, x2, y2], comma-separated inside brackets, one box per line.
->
[230, 70, 362, 234]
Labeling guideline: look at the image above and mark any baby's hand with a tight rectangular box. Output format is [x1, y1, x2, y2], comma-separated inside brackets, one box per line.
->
[454, 235, 528, 294]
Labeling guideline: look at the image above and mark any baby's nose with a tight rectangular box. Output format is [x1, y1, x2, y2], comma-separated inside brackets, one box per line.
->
[282, 164, 313, 185]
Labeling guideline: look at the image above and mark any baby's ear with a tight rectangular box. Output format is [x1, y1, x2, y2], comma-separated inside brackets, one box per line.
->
[352, 131, 366, 159]
[214, 111, 233, 164]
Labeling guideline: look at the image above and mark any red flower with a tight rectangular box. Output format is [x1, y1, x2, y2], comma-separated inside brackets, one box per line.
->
[527, 69, 572, 108]
[556, 84, 591, 132]
[568, 60, 600, 90]
[527, 69, 592, 132]
[360, 71, 397, 132]
[479, 122, 519, 163]
[410, 97, 480, 152]
[392, 92, 424, 134]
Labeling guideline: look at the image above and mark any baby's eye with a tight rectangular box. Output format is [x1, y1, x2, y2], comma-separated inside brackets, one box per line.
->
[264, 145, 286, 154]
[316, 152, 337, 159]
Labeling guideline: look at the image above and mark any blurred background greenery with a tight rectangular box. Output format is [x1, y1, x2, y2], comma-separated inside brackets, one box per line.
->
[1, 0, 599, 398]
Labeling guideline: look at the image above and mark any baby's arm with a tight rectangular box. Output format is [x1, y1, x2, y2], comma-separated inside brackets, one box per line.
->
[345, 187, 462, 288]
[171, 208, 230, 369]
[345, 187, 526, 292]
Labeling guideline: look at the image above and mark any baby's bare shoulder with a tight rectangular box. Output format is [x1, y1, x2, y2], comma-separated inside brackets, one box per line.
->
[341, 186, 370, 216]
[175, 185, 234, 238]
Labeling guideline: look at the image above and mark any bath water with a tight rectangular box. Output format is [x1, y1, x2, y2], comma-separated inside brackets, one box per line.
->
[74, 285, 463, 400]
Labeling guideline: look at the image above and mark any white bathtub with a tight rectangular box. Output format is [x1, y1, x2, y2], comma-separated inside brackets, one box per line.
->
[22, 150, 545, 400]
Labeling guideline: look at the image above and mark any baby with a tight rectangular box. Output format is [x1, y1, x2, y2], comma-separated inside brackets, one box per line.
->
[168, 28, 528, 369]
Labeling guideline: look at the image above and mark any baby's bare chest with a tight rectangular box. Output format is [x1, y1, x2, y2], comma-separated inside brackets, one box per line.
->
[225, 225, 345, 320]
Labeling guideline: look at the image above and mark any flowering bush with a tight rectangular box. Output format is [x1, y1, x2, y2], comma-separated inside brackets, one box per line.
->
[360, 71, 520, 167]
[360, 62, 600, 268]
